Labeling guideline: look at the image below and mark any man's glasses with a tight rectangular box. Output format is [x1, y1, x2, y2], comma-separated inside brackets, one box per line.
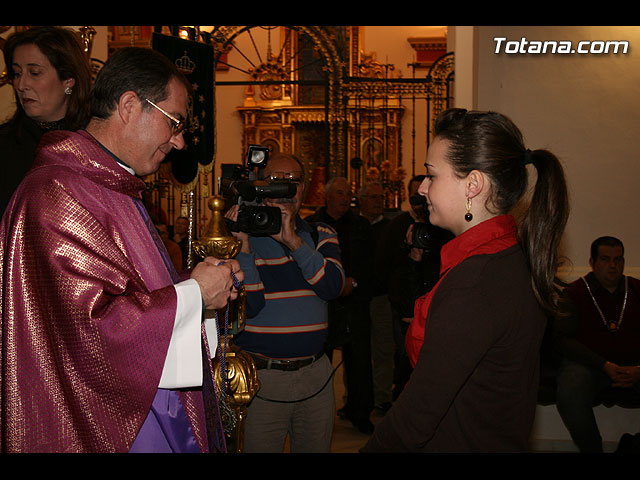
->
[145, 98, 187, 135]
[261, 172, 304, 183]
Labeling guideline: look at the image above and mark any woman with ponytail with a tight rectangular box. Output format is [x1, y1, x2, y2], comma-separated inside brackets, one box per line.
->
[363, 108, 569, 452]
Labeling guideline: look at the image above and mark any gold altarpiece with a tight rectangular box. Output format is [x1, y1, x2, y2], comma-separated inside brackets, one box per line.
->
[229, 26, 405, 208]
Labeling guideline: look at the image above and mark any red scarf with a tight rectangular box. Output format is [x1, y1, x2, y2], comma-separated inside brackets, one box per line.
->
[406, 215, 519, 367]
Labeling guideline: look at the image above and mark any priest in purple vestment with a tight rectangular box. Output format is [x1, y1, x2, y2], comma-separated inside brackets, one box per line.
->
[0, 47, 242, 453]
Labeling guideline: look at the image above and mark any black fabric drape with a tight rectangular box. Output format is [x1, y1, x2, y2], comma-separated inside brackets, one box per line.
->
[152, 32, 215, 186]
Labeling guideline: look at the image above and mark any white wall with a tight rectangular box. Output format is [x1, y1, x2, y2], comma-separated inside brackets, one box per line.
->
[472, 26, 640, 277]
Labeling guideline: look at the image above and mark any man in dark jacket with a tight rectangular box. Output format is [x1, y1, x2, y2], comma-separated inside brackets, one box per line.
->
[306, 176, 375, 433]
[358, 182, 393, 413]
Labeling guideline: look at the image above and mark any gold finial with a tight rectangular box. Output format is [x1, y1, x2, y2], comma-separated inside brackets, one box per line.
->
[192, 196, 242, 260]
[78, 26, 96, 58]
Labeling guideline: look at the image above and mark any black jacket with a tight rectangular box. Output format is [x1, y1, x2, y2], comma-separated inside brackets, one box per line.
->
[0, 113, 46, 215]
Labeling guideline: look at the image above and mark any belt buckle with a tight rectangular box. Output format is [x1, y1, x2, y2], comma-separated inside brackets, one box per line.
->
[252, 352, 321, 371]
[282, 360, 299, 371]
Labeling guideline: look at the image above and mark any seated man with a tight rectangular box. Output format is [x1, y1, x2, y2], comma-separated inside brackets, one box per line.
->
[553, 236, 640, 452]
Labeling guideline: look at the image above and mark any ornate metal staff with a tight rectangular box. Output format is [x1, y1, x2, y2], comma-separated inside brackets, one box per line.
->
[192, 195, 260, 453]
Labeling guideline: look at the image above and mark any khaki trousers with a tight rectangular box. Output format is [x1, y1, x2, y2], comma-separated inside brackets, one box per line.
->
[243, 354, 335, 453]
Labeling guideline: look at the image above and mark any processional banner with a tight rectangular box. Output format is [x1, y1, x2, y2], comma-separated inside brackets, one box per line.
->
[152, 32, 215, 189]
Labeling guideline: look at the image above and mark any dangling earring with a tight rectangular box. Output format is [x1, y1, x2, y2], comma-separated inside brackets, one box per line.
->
[64, 87, 72, 95]
[464, 197, 473, 222]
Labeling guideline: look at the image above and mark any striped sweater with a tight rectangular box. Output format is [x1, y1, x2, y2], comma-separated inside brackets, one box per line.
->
[234, 216, 345, 358]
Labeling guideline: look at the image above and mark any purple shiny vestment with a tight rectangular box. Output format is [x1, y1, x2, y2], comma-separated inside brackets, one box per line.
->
[0, 130, 214, 452]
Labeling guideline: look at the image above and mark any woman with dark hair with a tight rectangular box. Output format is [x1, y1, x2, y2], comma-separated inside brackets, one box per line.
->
[0, 26, 92, 214]
[363, 108, 569, 452]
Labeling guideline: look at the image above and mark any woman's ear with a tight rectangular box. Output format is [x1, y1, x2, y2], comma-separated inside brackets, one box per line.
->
[465, 170, 486, 199]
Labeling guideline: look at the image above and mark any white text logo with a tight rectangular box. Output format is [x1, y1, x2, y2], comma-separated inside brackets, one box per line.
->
[494, 37, 629, 55]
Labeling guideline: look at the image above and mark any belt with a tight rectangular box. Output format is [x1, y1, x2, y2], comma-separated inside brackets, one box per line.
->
[249, 351, 324, 371]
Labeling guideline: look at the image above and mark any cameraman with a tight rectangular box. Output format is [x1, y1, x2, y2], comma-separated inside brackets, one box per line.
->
[225, 153, 345, 453]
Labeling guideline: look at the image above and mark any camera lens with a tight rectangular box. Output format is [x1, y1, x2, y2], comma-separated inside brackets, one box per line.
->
[254, 211, 269, 226]
[412, 223, 433, 251]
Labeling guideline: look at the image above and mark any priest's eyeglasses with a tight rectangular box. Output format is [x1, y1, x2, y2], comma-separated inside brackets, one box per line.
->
[145, 98, 187, 135]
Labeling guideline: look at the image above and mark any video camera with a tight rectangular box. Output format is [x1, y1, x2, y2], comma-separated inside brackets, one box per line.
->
[409, 193, 442, 252]
[220, 145, 297, 236]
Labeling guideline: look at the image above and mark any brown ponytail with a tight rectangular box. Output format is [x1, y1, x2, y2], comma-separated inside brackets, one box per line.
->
[518, 148, 570, 314]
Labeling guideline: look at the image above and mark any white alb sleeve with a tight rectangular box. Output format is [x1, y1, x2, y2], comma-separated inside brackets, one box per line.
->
[157, 278, 219, 389]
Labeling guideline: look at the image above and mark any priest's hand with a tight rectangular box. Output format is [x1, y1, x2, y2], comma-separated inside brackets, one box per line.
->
[191, 257, 243, 310]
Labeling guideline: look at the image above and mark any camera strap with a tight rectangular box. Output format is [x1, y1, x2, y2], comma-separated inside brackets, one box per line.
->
[255, 359, 343, 404]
